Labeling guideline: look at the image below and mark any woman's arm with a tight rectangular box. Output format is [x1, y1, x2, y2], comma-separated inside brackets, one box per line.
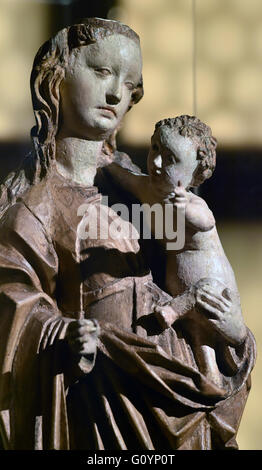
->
[106, 162, 148, 202]
[0, 202, 98, 384]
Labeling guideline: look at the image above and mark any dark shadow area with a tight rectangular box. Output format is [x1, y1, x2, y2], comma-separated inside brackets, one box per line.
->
[0, 141, 32, 184]
[136, 312, 165, 336]
[47, 0, 118, 34]
[201, 147, 262, 220]
[79, 246, 148, 280]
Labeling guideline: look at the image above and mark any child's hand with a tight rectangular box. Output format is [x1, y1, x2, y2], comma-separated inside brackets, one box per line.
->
[66, 319, 100, 356]
[154, 304, 179, 329]
[172, 181, 189, 209]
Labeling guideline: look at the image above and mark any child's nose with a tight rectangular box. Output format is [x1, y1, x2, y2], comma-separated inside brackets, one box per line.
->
[153, 155, 162, 168]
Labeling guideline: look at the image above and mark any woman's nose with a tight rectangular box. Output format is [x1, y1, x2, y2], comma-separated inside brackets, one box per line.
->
[153, 155, 162, 168]
[106, 79, 122, 105]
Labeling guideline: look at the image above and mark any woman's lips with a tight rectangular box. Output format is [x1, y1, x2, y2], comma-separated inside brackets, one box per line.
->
[97, 106, 117, 117]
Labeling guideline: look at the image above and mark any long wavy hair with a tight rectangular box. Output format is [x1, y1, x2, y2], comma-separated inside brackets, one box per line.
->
[0, 18, 144, 216]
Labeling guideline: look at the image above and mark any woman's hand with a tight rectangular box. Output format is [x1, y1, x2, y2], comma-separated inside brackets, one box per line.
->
[195, 282, 233, 321]
[194, 278, 247, 345]
[66, 319, 100, 356]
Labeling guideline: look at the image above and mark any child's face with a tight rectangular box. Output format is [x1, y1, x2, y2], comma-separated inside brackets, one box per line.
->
[147, 127, 199, 189]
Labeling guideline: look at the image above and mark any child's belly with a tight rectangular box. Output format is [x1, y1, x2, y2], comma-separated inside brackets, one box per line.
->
[165, 248, 237, 297]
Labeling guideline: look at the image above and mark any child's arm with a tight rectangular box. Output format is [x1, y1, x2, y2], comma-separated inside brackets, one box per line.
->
[186, 195, 215, 232]
[105, 162, 148, 201]
[173, 184, 215, 232]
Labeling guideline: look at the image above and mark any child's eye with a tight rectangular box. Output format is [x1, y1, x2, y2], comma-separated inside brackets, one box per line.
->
[165, 154, 174, 164]
[125, 81, 135, 91]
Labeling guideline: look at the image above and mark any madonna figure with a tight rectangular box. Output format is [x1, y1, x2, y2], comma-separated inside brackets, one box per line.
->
[0, 18, 255, 450]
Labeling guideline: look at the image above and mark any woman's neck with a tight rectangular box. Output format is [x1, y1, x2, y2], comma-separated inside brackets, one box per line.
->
[55, 135, 104, 186]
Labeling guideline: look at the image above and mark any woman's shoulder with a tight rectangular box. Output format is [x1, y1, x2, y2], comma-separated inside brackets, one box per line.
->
[113, 151, 142, 173]
[97, 149, 143, 174]
[0, 199, 49, 249]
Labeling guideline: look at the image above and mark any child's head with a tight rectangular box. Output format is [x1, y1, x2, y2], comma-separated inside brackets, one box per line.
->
[148, 115, 217, 188]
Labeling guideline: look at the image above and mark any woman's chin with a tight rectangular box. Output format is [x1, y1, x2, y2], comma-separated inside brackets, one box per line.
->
[85, 119, 118, 140]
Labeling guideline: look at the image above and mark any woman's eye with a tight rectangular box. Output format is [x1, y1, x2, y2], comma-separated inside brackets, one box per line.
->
[95, 68, 111, 76]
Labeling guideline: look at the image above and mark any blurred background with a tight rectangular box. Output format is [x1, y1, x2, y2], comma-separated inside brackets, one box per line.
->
[0, 0, 261, 449]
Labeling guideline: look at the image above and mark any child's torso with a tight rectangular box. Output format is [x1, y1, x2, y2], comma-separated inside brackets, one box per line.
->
[165, 227, 238, 296]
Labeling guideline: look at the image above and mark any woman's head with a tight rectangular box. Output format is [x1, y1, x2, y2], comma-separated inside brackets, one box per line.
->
[58, 33, 143, 143]
[30, 18, 143, 176]
[0, 18, 143, 221]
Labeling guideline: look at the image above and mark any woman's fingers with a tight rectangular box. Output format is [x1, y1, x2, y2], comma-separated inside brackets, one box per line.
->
[222, 287, 232, 301]
[196, 298, 222, 320]
[196, 290, 229, 313]
[67, 325, 97, 339]
[197, 287, 232, 309]
[71, 334, 97, 345]
[67, 320, 98, 338]
[71, 337, 97, 355]
[66, 319, 100, 355]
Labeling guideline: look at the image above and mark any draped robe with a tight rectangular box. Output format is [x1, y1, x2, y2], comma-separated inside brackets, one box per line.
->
[0, 161, 256, 450]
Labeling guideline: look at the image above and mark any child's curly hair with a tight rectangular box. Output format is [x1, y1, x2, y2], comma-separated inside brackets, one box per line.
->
[154, 115, 217, 187]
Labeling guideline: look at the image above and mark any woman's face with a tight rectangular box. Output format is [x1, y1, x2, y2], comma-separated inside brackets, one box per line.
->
[58, 34, 142, 140]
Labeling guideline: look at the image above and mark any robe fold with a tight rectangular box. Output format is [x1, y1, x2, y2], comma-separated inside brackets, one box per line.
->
[0, 164, 256, 449]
